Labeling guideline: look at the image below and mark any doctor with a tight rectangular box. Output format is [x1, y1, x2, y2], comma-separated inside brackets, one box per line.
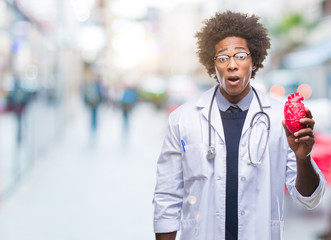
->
[153, 11, 326, 240]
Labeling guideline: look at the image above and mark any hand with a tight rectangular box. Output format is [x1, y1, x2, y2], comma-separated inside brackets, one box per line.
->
[156, 232, 177, 240]
[282, 107, 315, 160]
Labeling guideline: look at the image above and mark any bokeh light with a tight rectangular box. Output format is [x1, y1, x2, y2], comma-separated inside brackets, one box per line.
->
[297, 83, 312, 99]
[187, 195, 197, 205]
[269, 84, 285, 99]
[194, 211, 201, 221]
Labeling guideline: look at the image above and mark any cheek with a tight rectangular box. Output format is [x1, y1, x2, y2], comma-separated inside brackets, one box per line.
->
[241, 65, 253, 87]
[215, 67, 224, 83]
[245, 64, 253, 80]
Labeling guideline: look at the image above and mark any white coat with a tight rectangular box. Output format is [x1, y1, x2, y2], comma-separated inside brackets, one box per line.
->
[153, 86, 326, 240]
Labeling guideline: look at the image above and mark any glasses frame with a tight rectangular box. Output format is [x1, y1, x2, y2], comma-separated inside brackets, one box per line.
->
[213, 51, 251, 66]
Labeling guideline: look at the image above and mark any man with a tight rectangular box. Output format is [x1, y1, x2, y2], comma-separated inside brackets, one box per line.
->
[153, 11, 326, 240]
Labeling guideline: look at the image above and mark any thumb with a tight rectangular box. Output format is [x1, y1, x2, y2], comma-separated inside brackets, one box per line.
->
[282, 120, 292, 137]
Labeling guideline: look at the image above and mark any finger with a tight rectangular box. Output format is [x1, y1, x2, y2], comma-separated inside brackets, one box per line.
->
[294, 130, 315, 146]
[294, 128, 314, 138]
[305, 107, 313, 119]
[294, 135, 315, 145]
[300, 118, 315, 129]
[282, 120, 292, 137]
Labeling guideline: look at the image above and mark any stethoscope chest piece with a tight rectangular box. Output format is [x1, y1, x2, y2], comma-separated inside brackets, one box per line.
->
[207, 146, 216, 160]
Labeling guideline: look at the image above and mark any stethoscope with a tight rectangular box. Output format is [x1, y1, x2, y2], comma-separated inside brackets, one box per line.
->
[207, 85, 270, 165]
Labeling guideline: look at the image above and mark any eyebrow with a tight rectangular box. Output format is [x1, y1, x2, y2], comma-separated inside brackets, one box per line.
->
[216, 46, 246, 55]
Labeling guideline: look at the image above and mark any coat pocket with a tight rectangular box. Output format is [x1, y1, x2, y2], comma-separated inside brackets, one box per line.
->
[182, 143, 209, 182]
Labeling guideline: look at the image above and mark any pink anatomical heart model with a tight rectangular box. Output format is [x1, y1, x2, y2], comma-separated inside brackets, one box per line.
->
[284, 92, 307, 134]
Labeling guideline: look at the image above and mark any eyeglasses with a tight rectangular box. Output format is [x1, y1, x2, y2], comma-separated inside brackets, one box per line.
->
[213, 52, 251, 66]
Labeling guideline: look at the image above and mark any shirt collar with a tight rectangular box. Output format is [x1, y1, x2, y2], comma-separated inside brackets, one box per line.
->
[215, 86, 253, 112]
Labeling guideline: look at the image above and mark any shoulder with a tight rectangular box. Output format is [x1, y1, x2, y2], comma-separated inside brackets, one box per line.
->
[168, 96, 200, 124]
[267, 94, 284, 111]
[255, 88, 284, 111]
[168, 86, 215, 123]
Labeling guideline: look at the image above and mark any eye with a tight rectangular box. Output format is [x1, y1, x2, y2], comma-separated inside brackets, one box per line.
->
[235, 52, 247, 60]
[217, 55, 229, 63]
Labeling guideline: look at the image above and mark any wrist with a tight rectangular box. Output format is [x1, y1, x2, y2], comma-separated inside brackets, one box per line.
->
[296, 153, 311, 162]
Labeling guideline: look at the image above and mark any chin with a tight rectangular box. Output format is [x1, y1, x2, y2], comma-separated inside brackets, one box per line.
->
[224, 88, 244, 96]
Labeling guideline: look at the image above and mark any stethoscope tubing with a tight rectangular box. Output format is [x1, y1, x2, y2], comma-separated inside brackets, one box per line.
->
[207, 86, 219, 160]
[207, 85, 271, 165]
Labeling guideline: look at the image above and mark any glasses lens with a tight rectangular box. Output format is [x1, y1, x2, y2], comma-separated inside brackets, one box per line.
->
[217, 55, 229, 63]
[234, 52, 248, 61]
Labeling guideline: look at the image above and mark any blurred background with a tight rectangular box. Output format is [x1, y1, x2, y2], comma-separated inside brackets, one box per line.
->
[0, 0, 330, 239]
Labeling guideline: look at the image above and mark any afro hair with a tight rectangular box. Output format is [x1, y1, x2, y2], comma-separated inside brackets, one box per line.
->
[195, 11, 271, 79]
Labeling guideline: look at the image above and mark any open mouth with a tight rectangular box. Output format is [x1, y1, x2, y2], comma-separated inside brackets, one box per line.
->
[228, 76, 240, 81]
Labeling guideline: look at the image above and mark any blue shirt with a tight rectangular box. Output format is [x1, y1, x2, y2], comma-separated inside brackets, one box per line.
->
[215, 86, 253, 112]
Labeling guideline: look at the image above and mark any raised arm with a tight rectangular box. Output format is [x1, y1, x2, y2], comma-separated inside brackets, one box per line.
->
[282, 108, 319, 196]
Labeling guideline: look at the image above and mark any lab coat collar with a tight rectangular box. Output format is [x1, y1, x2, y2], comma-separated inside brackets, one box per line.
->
[196, 85, 271, 141]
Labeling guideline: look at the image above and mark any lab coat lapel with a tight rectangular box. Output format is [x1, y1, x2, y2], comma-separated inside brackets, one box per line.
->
[197, 86, 225, 142]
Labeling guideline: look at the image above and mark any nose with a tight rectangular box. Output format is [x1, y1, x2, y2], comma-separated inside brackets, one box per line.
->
[227, 56, 238, 71]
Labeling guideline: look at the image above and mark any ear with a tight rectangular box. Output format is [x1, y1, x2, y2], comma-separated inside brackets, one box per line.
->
[252, 65, 257, 71]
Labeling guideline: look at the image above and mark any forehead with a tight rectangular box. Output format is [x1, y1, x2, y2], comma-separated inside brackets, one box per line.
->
[215, 37, 249, 54]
